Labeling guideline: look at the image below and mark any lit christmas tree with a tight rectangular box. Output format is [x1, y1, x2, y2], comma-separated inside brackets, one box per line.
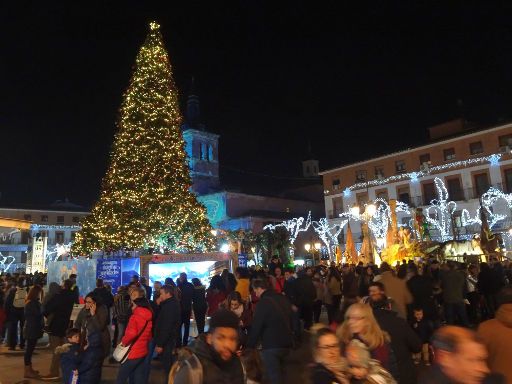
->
[73, 21, 215, 255]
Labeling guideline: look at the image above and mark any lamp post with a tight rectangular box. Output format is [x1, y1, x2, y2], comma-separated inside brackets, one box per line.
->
[350, 202, 377, 263]
[304, 240, 322, 265]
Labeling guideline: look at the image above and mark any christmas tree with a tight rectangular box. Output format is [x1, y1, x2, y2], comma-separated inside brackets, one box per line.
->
[73, 21, 215, 255]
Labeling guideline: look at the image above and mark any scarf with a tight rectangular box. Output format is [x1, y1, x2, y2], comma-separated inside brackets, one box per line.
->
[316, 356, 349, 384]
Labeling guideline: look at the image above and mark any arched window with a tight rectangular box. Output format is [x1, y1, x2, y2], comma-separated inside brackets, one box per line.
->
[201, 143, 207, 160]
[208, 145, 214, 161]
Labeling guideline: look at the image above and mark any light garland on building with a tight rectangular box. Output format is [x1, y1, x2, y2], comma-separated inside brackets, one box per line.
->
[31, 225, 81, 230]
[345, 153, 502, 191]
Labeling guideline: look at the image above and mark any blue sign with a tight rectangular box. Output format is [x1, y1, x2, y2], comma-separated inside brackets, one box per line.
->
[96, 258, 140, 294]
[121, 258, 140, 286]
[238, 253, 248, 268]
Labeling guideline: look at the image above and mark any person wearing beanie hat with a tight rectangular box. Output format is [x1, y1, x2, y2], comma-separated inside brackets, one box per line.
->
[170, 309, 246, 384]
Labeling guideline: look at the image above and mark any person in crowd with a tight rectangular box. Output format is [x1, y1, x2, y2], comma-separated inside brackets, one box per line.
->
[362, 282, 421, 383]
[374, 262, 412, 320]
[295, 267, 316, 330]
[345, 339, 396, 384]
[362, 282, 398, 312]
[283, 268, 302, 343]
[40, 279, 76, 381]
[268, 256, 283, 276]
[309, 325, 349, 384]
[93, 278, 114, 313]
[153, 281, 162, 297]
[69, 274, 79, 304]
[115, 297, 153, 384]
[478, 262, 502, 320]
[273, 267, 285, 294]
[337, 303, 396, 378]
[23, 285, 44, 379]
[221, 269, 237, 294]
[5, 278, 27, 350]
[191, 278, 207, 335]
[227, 291, 252, 337]
[0, 281, 6, 343]
[154, 284, 181, 377]
[441, 261, 470, 326]
[76, 326, 104, 384]
[57, 328, 81, 384]
[206, 275, 227, 316]
[130, 275, 141, 287]
[406, 264, 436, 321]
[42, 282, 61, 330]
[170, 309, 246, 383]
[129, 285, 146, 302]
[411, 307, 433, 366]
[312, 271, 325, 323]
[358, 266, 375, 299]
[140, 277, 152, 300]
[75, 292, 111, 360]
[247, 278, 294, 384]
[177, 272, 194, 347]
[419, 326, 505, 384]
[467, 264, 481, 324]
[234, 267, 251, 302]
[326, 266, 343, 324]
[477, 286, 512, 383]
[112, 285, 132, 348]
[342, 264, 359, 301]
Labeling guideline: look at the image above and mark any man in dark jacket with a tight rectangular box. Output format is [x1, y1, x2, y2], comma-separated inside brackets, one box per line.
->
[248, 278, 293, 384]
[92, 279, 114, 309]
[154, 284, 181, 377]
[172, 309, 245, 384]
[40, 279, 76, 381]
[419, 326, 505, 384]
[177, 272, 194, 347]
[140, 276, 152, 300]
[294, 268, 316, 330]
[441, 262, 469, 326]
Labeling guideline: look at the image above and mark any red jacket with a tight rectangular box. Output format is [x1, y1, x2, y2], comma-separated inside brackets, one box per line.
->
[121, 306, 153, 360]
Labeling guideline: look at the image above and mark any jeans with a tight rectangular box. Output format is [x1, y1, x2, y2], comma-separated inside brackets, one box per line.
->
[48, 335, 66, 376]
[115, 357, 145, 384]
[24, 338, 37, 365]
[444, 302, 469, 327]
[261, 348, 290, 384]
[177, 310, 192, 347]
[143, 339, 155, 382]
[7, 309, 25, 348]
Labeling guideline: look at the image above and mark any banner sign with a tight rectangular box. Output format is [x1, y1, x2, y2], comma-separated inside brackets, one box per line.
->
[238, 253, 248, 268]
[47, 259, 97, 302]
[96, 258, 140, 294]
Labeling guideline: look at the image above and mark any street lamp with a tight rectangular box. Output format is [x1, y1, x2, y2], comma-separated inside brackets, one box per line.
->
[314, 242, 321, 251]
[304, 243, 311, 252]
[350, 205, 360, 217]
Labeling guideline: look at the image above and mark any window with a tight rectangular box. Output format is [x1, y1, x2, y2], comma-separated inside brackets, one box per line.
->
[423, 182, 437, 205]
[395, 160, 406, 173]
[55, 232, 64, 244]
[397, 186, 410, 205]
[419, 153, 430, 165]
[453, 211, 462, 228]
[57, 216, 64, 224]
[72, 216, 80, 223]
[41, 215, 48, 222]
[332, 178, 341, 190]
[355, 170, 367, 182]
[201, 143, 207, 160]
[504, 169, 512, 193]
[306, 165, 311, 174]
[332, 196, 343, 217]
[208, 145, 213, 161]
[469, 141, 483, 155]
[443, 148, 456, 161]
[401, 217, 411, 226]
[376, 190, 388, 200]
[498, 134, 512, 148]
[374, 166, 384, 179]
[474, 173, 489, 197]
[23, 214, 31, 221]
[446, 178, 464, 201]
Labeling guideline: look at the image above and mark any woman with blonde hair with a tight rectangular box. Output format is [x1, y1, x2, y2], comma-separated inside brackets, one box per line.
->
[337, 303, 396, 379]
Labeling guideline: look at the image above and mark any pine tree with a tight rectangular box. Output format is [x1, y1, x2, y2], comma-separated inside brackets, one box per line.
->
[73, 22, 215, 255]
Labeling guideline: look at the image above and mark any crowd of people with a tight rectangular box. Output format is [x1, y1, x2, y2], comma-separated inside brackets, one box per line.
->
[0, 255, 511, 383]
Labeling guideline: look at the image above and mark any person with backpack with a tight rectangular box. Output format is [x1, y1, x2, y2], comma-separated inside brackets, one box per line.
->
[113, 286, 132, 347]
[170, 309, 246, 384]
[5, 279, 27, 350]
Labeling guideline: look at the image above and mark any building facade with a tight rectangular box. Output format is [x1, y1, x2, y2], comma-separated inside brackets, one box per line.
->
[321, 120, 512, 243]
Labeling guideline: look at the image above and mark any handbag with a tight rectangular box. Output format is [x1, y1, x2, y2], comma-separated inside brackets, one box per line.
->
[113, 320, 149, 363]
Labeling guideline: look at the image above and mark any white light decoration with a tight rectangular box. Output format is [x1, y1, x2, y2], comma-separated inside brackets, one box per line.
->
[46, 242, 73, 264]
[263, 211, 312, 245]
[462, 187, 512, 229]
[0, 253, 15, 272]
[345, 153, 502, 191]
[220, 243, 230, 253]
[425, 177, 457, 242]
[312, 218, 347, 257]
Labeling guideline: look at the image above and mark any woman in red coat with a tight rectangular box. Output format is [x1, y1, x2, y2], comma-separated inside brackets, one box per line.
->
[206, 275, 227, 316]
[115, 298, 153, 384]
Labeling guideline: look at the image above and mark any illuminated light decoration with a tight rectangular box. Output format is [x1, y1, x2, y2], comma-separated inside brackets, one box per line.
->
[220, 243, 230, 253]
[410, 172, 419, 183]
[345, 153, 502, 191]
[425, 177, 457, 242]
[0, 253, 15, 272]
[462, 187, 512, 229]
[46, 243, 74, 264]
[71, 22, 215, 255]
[312, 218, 346, 257]
[31, 225, 81, 230]
[343, 187, 352, 197]
[263, 211, 312, 245]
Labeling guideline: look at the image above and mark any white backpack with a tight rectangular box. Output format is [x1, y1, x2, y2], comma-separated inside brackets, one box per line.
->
[13, 288, 27, 308]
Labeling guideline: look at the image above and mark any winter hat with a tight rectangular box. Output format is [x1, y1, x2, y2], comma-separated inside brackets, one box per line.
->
[209, 309, 240, 331]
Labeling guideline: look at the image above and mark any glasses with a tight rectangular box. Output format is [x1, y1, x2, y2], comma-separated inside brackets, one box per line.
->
[347, 315, 365, 321]
[318, 344, 339, 350]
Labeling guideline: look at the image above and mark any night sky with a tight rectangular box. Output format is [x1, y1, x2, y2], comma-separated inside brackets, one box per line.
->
[2, 2, 512, 207]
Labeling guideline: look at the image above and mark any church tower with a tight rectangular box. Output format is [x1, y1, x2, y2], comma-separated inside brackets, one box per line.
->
[181, 79, 220, 195]
[302, 141, 319, 178]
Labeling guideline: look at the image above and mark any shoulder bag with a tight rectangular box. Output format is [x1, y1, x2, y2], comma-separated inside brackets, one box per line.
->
[113, 319, 149, 363]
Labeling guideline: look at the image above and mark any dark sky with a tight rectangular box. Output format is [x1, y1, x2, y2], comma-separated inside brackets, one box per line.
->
[2, 2, 512, 207]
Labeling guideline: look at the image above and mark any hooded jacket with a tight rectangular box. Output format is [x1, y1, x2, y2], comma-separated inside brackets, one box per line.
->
[56, 342, 81, 384]
[121, 306, 153, 360]
[477, 303, 512, 383]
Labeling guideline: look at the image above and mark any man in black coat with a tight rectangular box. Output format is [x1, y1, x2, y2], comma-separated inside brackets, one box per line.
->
[294, 268, 316, 330]
[247, 278, 294, 384]
[154, 284, 181, 377]
[365, 282, 422, 384]
[177, 272, 194, 347]
[40, 279, 76, 380]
